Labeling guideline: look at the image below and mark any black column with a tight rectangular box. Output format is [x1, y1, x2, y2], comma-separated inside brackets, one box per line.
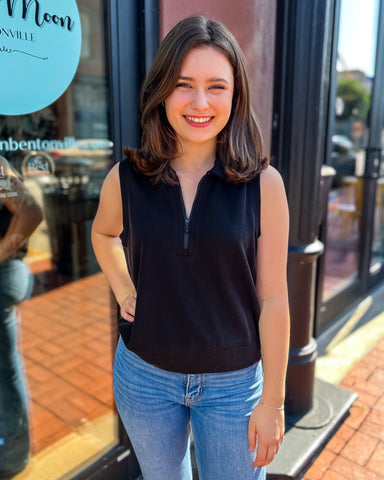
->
[263, 2, 360, 477]
[271, 0, 334, 416]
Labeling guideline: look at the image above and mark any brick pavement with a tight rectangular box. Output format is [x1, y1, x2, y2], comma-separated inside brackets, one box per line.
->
[302, 335, 384, 480]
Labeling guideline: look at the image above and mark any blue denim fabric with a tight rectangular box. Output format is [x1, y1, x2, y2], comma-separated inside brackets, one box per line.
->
[113, 337, 266, 480]
[0, 259, 33, 476]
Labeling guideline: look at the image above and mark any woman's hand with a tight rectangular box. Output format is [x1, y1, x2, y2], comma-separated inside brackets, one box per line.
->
[120, 292, 137, 322]
[248, 401, 285, 467]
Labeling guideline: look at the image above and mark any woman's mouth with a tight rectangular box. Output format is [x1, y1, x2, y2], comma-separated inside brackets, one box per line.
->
[184, 115, 213, 127]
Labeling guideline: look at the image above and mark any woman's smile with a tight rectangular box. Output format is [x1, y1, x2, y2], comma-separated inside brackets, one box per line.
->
[184, 115, 214, 126]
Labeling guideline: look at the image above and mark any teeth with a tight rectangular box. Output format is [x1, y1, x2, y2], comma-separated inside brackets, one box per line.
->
[185, 116, 212, 123]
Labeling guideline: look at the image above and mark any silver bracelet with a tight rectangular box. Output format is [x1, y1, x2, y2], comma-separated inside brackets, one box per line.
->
[259, 401, 284, 411]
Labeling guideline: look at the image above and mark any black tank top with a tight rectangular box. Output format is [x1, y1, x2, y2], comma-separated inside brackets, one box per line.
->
[118, 154, 262, 373]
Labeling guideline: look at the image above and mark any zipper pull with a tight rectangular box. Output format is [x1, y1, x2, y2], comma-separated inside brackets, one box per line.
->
[184, 218, 190, 250]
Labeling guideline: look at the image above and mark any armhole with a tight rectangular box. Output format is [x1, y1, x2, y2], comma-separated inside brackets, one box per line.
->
[256, 173, 261, 238]
[118, 159, 129, 241]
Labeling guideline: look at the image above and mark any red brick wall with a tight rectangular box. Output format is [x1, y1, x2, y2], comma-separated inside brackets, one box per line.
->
[159, 0, 277, 154]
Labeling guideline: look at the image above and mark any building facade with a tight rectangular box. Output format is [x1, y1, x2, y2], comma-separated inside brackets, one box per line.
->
[0, 0, 383, 478]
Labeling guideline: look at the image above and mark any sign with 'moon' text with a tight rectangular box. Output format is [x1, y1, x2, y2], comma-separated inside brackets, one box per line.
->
[0, 0, 81, 115]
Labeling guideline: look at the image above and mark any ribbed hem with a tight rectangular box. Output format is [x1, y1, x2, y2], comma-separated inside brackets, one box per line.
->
[122, 340, 261, 374]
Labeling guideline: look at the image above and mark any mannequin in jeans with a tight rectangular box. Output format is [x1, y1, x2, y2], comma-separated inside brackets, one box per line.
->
[0, 156, 43, 477]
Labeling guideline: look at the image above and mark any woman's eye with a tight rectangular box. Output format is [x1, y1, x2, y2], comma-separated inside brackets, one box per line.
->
[209, 85, 225, 90]
[176, 82, 191, 88]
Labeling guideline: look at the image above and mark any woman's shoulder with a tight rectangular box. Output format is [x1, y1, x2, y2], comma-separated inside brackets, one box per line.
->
[105, 158, 135, 182]
[259, 165, 288, 222]
[259, 164, 284, 186]
[259, 165, 287, 205]
[106, 158, 155, 196]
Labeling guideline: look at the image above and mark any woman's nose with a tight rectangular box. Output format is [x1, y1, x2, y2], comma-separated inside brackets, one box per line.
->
[192, 88, 209, 109]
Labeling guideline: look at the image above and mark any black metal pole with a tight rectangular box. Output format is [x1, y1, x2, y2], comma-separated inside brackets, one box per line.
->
[285, 242, 323, 414]
[266, 1, 359, 476]
[271, 0, 333, 416]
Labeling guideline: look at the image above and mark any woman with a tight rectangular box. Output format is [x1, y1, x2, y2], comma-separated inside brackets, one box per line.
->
[92, 15, 290, 480]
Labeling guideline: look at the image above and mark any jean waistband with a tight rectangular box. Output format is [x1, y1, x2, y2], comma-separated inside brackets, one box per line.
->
[116, 337, 262, 386]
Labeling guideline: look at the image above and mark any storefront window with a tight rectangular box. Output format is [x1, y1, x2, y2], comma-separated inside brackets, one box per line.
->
[323, 0, 380, 300]
[0, 1, 118, 478]
[371, 125, 384, 267]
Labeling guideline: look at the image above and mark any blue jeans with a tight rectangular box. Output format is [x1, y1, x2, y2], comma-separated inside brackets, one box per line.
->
[0, 259, 33, 475]
[113, 338, 266, 480]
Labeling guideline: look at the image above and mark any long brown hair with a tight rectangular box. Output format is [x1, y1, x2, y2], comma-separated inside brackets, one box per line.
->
[124, 15, 268, 184]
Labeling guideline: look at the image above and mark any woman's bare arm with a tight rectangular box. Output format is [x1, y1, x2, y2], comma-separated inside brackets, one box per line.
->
[91, 163, 136, 321]
[248, 165, 290, 467]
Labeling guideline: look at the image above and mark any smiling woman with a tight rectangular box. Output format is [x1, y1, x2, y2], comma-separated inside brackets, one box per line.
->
[92, 14, 290, 480]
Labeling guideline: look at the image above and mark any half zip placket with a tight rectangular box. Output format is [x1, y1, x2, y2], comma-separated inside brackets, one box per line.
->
[184, 218, 190, 250]
[178, 171, 211, 254]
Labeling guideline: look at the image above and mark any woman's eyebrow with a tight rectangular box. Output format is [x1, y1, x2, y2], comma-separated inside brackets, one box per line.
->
[208, 77, 230, 84]
[178, 75, 230, 84]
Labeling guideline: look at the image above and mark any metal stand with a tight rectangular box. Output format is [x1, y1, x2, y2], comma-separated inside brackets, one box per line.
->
[285, 242, 324, 415]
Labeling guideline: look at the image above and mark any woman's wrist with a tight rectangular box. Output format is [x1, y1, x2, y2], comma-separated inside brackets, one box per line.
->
[259, 400, 284, 411]
[116, 287, 136, 307]
[259, 391, 285, 411]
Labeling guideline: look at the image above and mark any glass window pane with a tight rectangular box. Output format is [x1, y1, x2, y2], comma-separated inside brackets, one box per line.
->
[323, 0, 380, 300]
[0, 1, 118, 478]
[371, 151, 384, 265]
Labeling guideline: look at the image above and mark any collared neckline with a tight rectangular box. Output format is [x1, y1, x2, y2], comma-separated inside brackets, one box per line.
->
[210, 151, 228, 181]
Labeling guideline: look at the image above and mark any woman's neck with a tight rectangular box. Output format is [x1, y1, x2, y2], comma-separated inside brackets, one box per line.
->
[171, 142, 216, 175]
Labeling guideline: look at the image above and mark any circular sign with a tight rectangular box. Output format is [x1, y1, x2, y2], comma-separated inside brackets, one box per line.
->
[21, 150, 55, 177]
[0, 0, 81, 115]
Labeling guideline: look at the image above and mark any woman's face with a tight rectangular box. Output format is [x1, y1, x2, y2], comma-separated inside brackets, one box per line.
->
[164, 46, 234, 152]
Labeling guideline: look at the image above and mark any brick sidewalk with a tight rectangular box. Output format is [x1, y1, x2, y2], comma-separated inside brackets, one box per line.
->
[302, 336, 384, 480]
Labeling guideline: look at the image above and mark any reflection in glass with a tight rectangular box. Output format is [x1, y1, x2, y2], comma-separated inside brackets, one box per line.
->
[323, 0, 379, 299]
[371, 159, 384, 266]
[0, 160, 43, 476]
[0, 1, 118, 478]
